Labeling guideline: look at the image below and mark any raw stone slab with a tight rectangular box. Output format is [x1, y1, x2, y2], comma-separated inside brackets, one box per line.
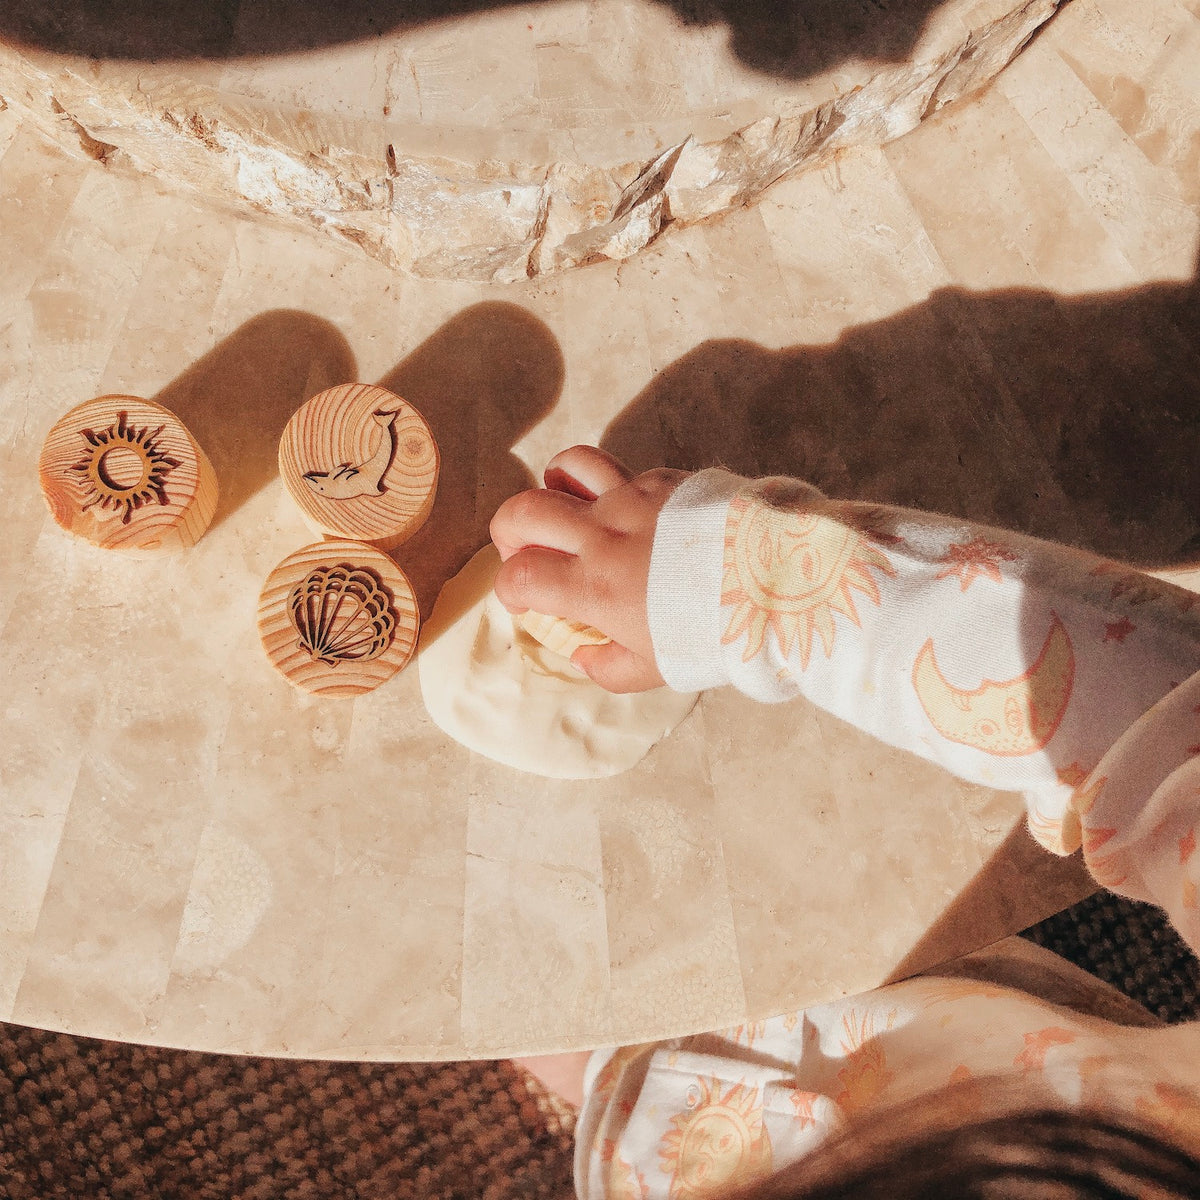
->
[0, 0, 1068, 281]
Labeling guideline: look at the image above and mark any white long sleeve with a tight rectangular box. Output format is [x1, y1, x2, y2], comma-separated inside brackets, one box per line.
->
[647, 470, 1200, 947]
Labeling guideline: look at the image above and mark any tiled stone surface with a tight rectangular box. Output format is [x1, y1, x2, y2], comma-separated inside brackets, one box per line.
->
[0, 0, 1196, 1058]
[0, 0, 1067, 280]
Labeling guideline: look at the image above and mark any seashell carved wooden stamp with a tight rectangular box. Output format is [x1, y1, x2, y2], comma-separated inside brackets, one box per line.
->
[38, 395, 218, 552]
[279, 383, 439, 551]
[258, 539, 420, 696]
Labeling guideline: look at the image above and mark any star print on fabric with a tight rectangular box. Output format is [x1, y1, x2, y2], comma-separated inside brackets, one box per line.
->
[1089, 849, 1130, 888]
[1091, 564, 1200, 613]
[1180, 830, 1196, 865]
[1071, 775, 1107, 816]
[1056, 762, 1091, 788]
[1082, 826, 1118, 854]
[1014, 1027, 1076, 1072]
[1091, 563, 1159, 605]
[935, 537, 1018, 591]
[1104, 616, 1136, 644]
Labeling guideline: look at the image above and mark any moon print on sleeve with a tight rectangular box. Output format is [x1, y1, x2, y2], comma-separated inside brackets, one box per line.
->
[911, 614, 1076, 757]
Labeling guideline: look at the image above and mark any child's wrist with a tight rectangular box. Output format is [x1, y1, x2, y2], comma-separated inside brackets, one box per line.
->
[647, 469, 748, 692]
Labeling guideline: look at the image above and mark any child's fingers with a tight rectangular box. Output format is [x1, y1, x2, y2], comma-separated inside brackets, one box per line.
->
[493, 545, 586, 619]
[571, 642, 664, 694]
[543, 445, 633, 500]
[489, 488, 593, 561]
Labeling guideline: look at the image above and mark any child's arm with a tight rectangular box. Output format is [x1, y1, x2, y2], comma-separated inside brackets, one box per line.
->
[491, 446, 1200, 951]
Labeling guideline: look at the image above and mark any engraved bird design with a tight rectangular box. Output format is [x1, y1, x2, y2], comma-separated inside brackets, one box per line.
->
[303, 409, 398, 500]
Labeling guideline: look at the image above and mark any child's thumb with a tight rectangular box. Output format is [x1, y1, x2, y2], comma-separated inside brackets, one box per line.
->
[571, 642, 664, 694]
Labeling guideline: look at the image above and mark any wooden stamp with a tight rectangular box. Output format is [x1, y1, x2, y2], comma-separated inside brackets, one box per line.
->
[258, 539, 420, 697]
[38, 395, 218, 552]
[278, 383, 439, 550]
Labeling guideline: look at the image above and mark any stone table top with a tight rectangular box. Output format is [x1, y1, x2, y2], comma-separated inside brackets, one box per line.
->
[0, 0, 1197, 1059]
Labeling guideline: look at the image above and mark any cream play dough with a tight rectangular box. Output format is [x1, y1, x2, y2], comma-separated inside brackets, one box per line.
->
[418, 546, 698, 779]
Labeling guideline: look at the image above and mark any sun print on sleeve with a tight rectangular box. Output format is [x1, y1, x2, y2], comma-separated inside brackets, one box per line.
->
[720, 497, 895, 667]
[833, 1011, 896, 1118]
[604, 1141, 651, 1200]
[659, 1078, 773, 1200]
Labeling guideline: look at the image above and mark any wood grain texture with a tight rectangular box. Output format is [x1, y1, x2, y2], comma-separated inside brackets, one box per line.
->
[37, 395, 217, 552]
[258, 539, 420, 697]
[278, 383, 439, 550]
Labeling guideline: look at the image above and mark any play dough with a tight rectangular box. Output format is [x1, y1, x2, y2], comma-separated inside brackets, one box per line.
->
[418, 546, 698, 779]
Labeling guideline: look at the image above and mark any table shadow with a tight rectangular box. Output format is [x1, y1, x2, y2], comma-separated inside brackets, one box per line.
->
[1, 0, 953, 80]
[152, 310, 357, 536]
[883, 821, 1096, 985]
[377, 301, 564, 617]
[601, 266, 1200, 569]
[599, 261, 1200, 972]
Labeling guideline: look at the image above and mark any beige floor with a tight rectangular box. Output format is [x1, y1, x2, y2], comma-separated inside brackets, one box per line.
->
[0, 0, 1197, 1059]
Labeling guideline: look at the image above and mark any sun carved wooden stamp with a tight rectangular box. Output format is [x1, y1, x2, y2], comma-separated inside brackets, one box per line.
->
[38, 395, 218, 552]
[278, 384, 439, 551]
[258, 540, 420, 696]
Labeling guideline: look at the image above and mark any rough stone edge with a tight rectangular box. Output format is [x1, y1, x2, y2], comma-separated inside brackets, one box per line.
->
[0, 0, 1066, 283]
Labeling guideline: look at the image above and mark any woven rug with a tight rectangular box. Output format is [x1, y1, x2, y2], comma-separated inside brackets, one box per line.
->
[1021, 890, 1200, 1025]
[0, 1037, 576, 1200]
[0, 893, 1196, 1199]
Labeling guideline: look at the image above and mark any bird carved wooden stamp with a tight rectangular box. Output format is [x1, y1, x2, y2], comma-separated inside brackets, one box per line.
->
[280, 384, 438, 550]
[258, 539, 420, 696]
[38, 395, 218, 552]
[302, 408, 398, 500]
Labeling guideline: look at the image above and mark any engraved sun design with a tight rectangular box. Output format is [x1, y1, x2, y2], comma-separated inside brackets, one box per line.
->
[721, 498, 895, 667]
[660, 1078, 772, 1200]
[68, 410, 180, 524]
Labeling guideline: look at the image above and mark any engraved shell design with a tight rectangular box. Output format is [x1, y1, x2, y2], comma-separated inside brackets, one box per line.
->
[287, 564, 396, 666]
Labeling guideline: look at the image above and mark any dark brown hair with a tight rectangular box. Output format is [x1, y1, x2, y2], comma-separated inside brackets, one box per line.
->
[732, 1081, 1200, 1200]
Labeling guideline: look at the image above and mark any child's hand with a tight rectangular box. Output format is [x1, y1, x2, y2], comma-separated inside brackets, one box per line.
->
[490, 446, 688, 693]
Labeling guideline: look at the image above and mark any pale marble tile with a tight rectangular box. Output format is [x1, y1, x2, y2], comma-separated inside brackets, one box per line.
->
[308, 868, 466, 1057]
[155, 755, 342, 1053]
[13, 717, 217, 1041]
[617, 229, 725, 377]
[997, 39, 1200, 280]
[888, 86, 1141, 294]
[0, 105, 21, 159]
[0, 127, 92, 326]
[410, 19, 542, 130]
[1049, 0, 1200, 205]
[96, 198, 239, 397]
[598, 711, 747, 1039]
[509, 260, 655, 473]
[0, 0, 1197, 1064]
[759, 147, 951, 342]
[708, 689, 1022, 1013]
[460, 768, 613, 1054]
[0, 334, 53, 634]
[25, 169, 169, 402]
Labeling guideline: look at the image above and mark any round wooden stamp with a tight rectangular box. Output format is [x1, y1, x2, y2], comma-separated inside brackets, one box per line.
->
[258, 540, 420, 697]
[278, 383, 439, 551]
[38, 395, 218, 552]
